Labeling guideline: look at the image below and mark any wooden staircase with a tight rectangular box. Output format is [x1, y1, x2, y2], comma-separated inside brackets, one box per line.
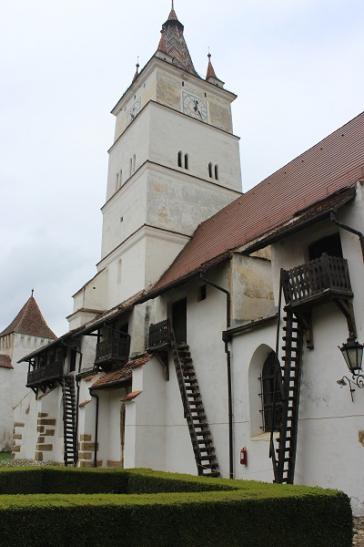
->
[270, 307, 304, 484]
[62, 376, 78, 466]
[171, 338, 220, 477]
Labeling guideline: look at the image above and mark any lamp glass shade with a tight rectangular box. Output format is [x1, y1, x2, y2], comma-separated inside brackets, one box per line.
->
[340, 339, 364, 373]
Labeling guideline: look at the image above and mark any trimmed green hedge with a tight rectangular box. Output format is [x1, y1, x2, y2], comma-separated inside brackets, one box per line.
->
[0, 467, 129, 494]
[0, 468, 353, 546]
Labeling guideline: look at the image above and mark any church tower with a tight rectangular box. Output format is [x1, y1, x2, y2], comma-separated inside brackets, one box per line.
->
[69, 5, 242, 328]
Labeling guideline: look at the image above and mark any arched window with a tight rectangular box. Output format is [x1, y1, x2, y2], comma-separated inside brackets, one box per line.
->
[260, 352, 282, 433]
[184, 154, 189, 170]
[178, 151, 183, 167]
[208, 162, 213, 178]
[214, 165, 219, 180]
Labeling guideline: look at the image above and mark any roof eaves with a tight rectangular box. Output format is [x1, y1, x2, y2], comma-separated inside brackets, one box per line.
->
[18, 327, 84, 363]
[141, 252, 232, 303]
[223, 313, 278, 342]
[241, 186, 357, 255]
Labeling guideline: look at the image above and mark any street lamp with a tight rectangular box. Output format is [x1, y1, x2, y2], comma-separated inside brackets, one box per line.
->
[337, 337, 364, 402]
[339, 337, 364, 374]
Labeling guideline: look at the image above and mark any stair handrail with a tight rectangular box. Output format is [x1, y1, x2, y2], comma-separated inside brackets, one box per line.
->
[270, 269, 284, 463]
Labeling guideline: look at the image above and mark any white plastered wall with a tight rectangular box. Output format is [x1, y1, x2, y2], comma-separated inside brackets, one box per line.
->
[0, 333, 53, 453]
[148, 102, 241, 191]
[232, 188, 364, 515]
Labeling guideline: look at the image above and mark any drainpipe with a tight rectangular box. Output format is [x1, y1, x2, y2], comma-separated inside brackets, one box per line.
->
[199, 272, 234, 479]
[90, 390, 99, 468]
[330, 211, 364, 262]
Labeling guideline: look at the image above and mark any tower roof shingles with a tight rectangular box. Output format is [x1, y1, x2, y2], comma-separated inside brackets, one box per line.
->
[156, 7, 198, 76]
[0, 296, 56, 340]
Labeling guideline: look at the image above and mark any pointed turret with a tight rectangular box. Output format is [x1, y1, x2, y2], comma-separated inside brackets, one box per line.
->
[0, 294, 56, 340]
[156, 3, 198, 76]
[205, 53, 225, 89]
[132, 60, 140, 83]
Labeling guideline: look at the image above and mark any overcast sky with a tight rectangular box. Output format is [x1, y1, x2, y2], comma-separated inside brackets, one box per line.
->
[1, 0, 363, 336]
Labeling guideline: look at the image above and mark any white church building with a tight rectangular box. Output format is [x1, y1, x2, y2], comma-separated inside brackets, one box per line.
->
[7, 5, 364, 516]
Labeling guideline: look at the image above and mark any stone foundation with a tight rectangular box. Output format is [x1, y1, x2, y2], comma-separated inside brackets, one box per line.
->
[35, 412, 56, 461]
[78, 434, 98, 467]
[12, 422, 24, 457]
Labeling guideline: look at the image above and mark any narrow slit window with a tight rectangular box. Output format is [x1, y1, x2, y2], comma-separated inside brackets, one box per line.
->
[129, 158, 133, 176]
[178, 151, 183, 167]
[119, 169, 123, 187]
[199, 285, 207, 301]
[214, 165, 219, 180]
[133, 154, 136, 172]
[116, 173, 119, 190]
[184, 154, 189, 170]
[208, 163, 213, 178]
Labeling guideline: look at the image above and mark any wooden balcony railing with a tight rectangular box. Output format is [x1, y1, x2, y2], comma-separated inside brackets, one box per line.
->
[282, 255, 353, 307]
[95, 333, 130, 367]
[27, 361, 64, 388]
[148, 320, 171, 350]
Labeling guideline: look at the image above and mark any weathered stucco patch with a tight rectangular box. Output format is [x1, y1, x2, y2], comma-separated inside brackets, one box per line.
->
[157, 76, 181, 110]
[359, 431, 364, 447]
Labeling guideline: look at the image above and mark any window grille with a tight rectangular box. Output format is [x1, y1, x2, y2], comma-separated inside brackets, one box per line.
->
[259, 352, 282, 432]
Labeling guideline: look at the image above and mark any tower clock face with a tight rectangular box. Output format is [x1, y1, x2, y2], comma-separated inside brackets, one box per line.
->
[182, 91, 208, 122]
[128, 97, 141, 121]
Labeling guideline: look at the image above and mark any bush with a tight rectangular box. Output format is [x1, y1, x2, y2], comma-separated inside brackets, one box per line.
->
[0, 468, 353, 547]
[0, 467, 129, 494]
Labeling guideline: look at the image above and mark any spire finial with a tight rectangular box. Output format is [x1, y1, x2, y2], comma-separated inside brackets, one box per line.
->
[132, 57, 140, 82]
[172, 0, 174, 9]
[31, 289, 34, 297]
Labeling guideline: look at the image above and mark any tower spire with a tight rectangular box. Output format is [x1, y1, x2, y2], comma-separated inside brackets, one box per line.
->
[156, 3, 198, 76]
[205, 51, 225, 88]
[206, 52, 217, 80]
[167, 2, 179, 22]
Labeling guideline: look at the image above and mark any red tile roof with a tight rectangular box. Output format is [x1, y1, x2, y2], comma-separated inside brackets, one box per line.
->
[122, 390, 142, 402]
[0, 355, 13, 370]
[91, 354, 151, 390]
[206, 54, 218, 81]
[152, 112, 364, 294]
[0, 296, 56, 340]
